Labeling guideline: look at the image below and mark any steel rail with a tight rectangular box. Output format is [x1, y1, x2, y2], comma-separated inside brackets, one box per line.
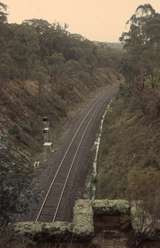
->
[35, 97, 103, 222]
[52, 107, 97, 222]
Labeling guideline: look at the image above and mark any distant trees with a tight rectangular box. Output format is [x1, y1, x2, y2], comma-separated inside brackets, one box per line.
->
[0, 2, 7, 23]
[0, 2, 120, 84]
[23, 19, 51, 34]
[96, 42, 123, 70]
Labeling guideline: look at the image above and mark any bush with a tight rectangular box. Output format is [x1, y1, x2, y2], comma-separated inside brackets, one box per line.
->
[0, 135, 34, 226]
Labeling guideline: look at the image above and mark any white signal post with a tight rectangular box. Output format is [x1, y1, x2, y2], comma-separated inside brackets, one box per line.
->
[42, 117, 54, 162]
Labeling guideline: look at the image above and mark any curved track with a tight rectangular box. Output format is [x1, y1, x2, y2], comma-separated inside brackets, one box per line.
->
[27, 85, 118, 222]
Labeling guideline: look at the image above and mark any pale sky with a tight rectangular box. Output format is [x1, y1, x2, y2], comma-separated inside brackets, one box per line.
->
[3, 0, 160, 42]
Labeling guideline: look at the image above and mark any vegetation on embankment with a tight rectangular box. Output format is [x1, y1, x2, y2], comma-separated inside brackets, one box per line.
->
[96, 89, 160, 244]
[97, 4, 160, 245]
[96, 93, 160, 199]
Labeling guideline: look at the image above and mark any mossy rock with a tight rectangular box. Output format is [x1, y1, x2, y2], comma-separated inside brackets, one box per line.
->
[15, 221, 72, 240]
[15, 222, 42, 239]
[72, 199, 94, 240]
[41, 221, 72, 240]
[92, 199, 130, 216]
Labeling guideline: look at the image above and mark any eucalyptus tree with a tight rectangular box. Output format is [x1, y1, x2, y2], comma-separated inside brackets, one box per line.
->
[120, 4, 160, 90]
[0, 1, 7, 23]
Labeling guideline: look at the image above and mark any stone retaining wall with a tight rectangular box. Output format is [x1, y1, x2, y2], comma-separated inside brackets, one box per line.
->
[15, 199, 160, 241]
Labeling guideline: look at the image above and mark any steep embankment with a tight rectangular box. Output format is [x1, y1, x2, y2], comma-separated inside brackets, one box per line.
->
[0, 68, 118, 166]
[96, 92, 160, 199]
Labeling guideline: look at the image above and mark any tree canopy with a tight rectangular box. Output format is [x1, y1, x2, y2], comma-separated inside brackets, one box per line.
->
[0, 2, 7, 23]
[120, 4, 160, 90]
[0, 4, 120, 84]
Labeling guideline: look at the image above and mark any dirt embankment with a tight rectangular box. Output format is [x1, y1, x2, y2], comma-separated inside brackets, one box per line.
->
[96, 93, 160, 199]
[0, 68, 119, 166]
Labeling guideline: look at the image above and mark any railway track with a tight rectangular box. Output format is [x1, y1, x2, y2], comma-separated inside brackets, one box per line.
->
[29, 87, 117, 223]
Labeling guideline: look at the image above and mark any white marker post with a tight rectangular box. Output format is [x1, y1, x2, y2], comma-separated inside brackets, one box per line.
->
[42, 117, 54, 161]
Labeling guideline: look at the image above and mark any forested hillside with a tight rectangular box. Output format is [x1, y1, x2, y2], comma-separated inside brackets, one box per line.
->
[0, 2, 121, 225]
[0, 1, 121, 160]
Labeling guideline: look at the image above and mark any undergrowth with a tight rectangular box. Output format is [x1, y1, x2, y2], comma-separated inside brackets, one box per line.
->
[96, 91, 160, 199]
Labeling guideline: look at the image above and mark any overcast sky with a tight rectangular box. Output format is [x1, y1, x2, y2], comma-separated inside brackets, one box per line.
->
[3, 0, 160, 42]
